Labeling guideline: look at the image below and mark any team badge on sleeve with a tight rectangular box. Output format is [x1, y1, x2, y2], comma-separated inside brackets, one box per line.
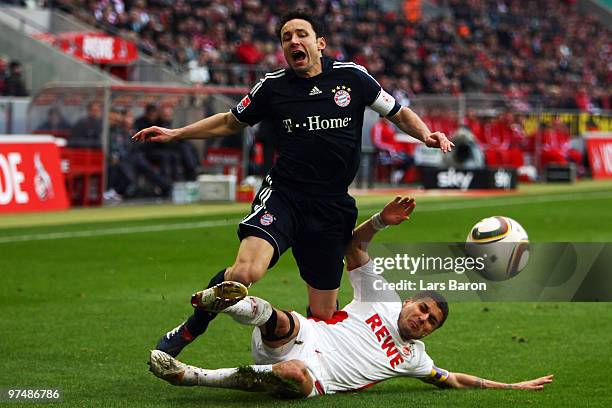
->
[260, 212, 275, 226]
[332, 86, 352, 107]
[236, 95, 251, 113]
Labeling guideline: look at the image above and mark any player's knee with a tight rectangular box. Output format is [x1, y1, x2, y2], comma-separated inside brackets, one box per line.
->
[226, 261, 266, 284]
[274, 360, 309, 390]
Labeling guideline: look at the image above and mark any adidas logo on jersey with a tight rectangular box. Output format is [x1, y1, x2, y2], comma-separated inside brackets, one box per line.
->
[309, 86, 322, 96]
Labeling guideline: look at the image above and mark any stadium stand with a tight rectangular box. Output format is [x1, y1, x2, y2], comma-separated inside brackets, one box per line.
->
[2, 0, 610, 202]
[50, 0, 610, 111]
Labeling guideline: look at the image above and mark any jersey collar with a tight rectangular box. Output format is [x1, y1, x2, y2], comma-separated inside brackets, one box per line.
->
[286, 56, 334, 79]
[321, 56, 334, 73]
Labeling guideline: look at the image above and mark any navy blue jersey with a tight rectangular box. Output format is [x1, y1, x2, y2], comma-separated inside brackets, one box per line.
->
[231, 57, 401, 197]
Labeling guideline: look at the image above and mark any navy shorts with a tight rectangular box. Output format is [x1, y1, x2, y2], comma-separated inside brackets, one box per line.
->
[238, 175, 358, 290]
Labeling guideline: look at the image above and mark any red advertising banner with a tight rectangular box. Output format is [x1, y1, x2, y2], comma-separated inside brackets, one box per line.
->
[204, 147, 243, 181]
[33, 32, 138, 65]
[585, 133, 612, 179]
[0, 135, 69, 213]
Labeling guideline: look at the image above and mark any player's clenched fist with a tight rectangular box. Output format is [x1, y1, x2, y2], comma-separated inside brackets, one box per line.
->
[132, 126, 179, 143]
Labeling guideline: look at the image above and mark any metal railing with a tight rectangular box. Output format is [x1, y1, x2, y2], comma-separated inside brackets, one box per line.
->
[0, 5, 121, 93]
[48, 7, 191, 84]
[0, 97, 30, 134]
[9, 84, 612, 195]
[26, 82, 249, 191]
[0, 4, 49, 35]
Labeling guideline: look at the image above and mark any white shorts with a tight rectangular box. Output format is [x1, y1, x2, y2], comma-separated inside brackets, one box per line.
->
[251, 312, 329, 396]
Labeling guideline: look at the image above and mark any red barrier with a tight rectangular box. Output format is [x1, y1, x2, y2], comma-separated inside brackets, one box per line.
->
[60, 148, 104, 207]
[585, 133, 612, 179]
[0, 135, 69, 213]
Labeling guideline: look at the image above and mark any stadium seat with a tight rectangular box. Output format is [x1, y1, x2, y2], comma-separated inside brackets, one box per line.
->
[60, 148, 104, 206]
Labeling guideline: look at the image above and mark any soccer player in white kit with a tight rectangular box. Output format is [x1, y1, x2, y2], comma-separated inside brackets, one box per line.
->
[149, 197, 553, 398]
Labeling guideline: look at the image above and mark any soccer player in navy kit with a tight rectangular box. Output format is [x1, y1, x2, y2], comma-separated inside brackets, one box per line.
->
[133, 10, 454, 357]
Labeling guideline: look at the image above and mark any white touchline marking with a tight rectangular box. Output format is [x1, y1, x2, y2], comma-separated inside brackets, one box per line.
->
[355, 190, 612, 215]
[0, 219, 240, 244]
[410, 190, 612, 213]
[1, 190, 612, 244]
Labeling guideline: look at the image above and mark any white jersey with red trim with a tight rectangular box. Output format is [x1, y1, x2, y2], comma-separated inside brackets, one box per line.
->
[307, 259, 435, 392]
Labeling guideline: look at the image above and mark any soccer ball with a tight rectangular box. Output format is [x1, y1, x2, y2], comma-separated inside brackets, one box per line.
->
[465, 216, 530, 281]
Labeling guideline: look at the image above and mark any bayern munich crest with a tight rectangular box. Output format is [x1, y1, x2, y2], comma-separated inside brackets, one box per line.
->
[260, 212, 275, 226]
[332, 85, 352, 107]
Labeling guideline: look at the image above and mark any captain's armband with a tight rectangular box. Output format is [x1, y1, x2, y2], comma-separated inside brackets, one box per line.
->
[422, 366, 451, 388]
[370, 89, 401, 117]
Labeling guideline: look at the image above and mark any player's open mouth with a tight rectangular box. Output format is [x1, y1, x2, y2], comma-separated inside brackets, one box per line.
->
[291, 50, 307, 63]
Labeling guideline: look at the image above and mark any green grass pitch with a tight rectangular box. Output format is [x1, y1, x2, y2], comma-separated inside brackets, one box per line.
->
[1, 182, 611, 407]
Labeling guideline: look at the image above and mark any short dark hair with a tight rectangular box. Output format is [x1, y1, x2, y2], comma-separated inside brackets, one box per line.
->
[86, 101, 101, 110]
[276, 9, 324, 41]
[412, 290, 449, 328]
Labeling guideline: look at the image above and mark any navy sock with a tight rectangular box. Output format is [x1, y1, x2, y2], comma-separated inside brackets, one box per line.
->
[185, 268, 226, 336]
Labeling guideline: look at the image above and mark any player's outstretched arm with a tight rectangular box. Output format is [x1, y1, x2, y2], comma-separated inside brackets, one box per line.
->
[132, 111, 246, 143]
[346, 196, 415, 270]
[387, 107, 454, 153]
[427, 371, 554, 391]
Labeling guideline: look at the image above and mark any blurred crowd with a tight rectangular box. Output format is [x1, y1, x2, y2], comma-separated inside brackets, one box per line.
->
[371, 110, 586, 184]
[0, 58, 29, 96]
[48, 0, 611, 111]
[36, 103, 199, 200]
[4, 0, 610, 197]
